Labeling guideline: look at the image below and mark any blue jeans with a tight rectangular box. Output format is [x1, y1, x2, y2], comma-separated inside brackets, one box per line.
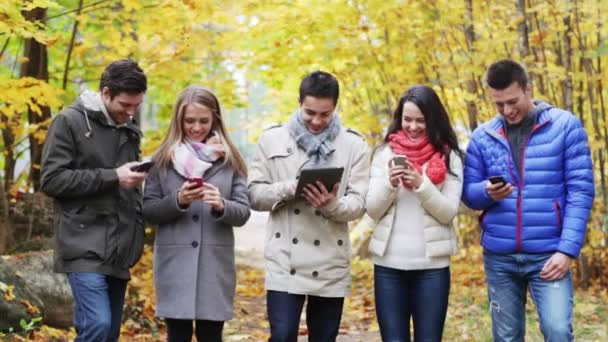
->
[67, 272, 128, 342]
[266, 290, 344, 342]
[483, 251, 573, 342]
[374, 265, 450, 342]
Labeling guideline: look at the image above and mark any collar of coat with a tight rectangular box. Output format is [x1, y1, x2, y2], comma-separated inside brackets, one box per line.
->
[71, 91, 143, 139]
[482, 100, 553, 141]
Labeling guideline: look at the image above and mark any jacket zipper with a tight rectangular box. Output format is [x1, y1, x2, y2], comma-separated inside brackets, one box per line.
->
[515, 121, 548, 251]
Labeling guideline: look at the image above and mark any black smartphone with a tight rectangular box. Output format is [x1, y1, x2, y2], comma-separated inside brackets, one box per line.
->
[131, 161, 155, 173]
[488, 176, 507, 186]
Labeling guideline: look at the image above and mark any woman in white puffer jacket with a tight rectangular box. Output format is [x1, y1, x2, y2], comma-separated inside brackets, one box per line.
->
[366, 85, 464, 342]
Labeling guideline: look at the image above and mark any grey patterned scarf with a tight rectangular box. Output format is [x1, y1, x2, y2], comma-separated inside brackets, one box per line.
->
[287, 109, 342, 167]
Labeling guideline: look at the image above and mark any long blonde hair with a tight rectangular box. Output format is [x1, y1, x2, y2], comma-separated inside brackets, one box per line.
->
[153, 85, 247, 176]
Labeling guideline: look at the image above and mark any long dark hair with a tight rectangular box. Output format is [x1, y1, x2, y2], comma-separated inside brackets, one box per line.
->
[383, 85, 463, 174]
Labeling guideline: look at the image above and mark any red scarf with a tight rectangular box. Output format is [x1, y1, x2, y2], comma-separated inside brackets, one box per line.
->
[387, 130, 447, 188]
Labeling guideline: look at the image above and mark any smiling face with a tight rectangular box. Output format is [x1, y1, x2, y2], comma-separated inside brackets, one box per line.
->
[489, 81, 534, 125]
[182, 103, 214, 142]
[101, 87, 144, 125]
[401, 101, 426, 141]
[300, 96, 335, 134]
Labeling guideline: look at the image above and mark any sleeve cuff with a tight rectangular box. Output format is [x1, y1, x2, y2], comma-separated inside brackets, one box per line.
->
[174, 190, 189, 212]
[101, 168, 119, 185]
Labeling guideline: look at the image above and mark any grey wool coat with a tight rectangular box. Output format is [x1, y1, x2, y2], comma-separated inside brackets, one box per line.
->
[143, 161, 250, 321]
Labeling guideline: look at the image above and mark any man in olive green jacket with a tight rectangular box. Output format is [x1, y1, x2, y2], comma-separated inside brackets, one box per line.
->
[40, 59, 148, 342]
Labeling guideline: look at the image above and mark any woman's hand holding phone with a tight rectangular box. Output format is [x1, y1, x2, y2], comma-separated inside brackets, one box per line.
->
[177, 178, 205, 207]
[389, 156, 422, 189]
[389, 156, 407, 187]
[401, 160, 423, 189]
[201, 182, 224, 213]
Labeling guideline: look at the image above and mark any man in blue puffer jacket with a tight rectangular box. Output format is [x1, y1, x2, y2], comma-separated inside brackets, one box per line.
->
[462, 59, 594, 342]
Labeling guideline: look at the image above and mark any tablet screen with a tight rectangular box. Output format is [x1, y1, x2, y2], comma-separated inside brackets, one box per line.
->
[295, 167, 344, 197]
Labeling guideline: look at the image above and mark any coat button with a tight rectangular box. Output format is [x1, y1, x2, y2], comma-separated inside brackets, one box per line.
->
[314, 239, 320, 246]
[312, 271, 318, 277]
[294, 208, 300, 215]
[337, 239, 343, 246]
[79, 224, 85, 229]
[191, 241, 199, 248]
[193, 215, 199, 222]
[287, 147, 292, 153]
[314, 210, 321, 216]
[290, 269, 296, 275]
[292, 238, 298, 244]
[275, 232, 281, 238]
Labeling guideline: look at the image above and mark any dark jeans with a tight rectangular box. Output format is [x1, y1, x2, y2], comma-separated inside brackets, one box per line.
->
[374, 265, 450, 342]
[165, 318, 224, 342]
[266, 290, 344, 342]
[66, 272, 128, 342]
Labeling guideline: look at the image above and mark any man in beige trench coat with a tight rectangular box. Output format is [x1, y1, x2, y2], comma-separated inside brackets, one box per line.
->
[248, 71, 369, 341]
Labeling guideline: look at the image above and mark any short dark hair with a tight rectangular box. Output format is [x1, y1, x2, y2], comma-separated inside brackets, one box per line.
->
[486, 59, 528, 90]
[99, 59, 147, 98]
[298, 71, 340, 105]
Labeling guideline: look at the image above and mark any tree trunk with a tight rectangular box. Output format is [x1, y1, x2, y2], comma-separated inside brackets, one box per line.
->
[0, 114, 17, 192]
[464, 0, 478, 131]
[515, 0, 530, 58]
[20, 5, 51, 191]
[0, 177, 12, 254]
[561, 12, 573, 112]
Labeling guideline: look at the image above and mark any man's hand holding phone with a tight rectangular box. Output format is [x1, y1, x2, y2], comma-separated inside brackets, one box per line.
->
[486, 175, 514, 201]
[117, 161, 147, 189]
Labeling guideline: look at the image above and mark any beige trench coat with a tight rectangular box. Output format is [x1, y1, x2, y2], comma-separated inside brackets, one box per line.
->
[248, 124, 369, 297]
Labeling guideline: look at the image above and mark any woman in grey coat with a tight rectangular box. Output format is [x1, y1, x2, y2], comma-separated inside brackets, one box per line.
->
[143, 85, 250, 342]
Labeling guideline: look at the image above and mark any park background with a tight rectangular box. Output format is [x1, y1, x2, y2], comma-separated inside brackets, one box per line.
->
[0, 0, 607, 340]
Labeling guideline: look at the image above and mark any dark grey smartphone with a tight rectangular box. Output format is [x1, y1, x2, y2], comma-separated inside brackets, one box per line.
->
[392, 155, 407, 167]
[130, 161, 155, 173]
[488, 176, 507, 186]
[391, 155, 411, 170]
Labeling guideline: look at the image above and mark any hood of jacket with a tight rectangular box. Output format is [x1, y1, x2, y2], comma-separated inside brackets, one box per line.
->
[73, 90, 142, 138]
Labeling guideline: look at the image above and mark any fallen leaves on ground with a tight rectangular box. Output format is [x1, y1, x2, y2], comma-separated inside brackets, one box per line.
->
[6, 246, 607, 341]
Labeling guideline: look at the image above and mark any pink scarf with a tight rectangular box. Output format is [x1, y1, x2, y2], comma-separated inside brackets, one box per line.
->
[172, 133, 224, 179]
[387, 130, 447, 188]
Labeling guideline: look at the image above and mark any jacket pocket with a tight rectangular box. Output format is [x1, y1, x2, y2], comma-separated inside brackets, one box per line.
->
[58, 206, 108, 261]
[478, 210, 487, 243]
[127, 218, 145, 267]
[554, 200, 563, 234]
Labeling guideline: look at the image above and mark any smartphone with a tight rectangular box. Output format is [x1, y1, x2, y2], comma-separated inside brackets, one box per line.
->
[488, 176, 507, 186]
[392, 155, 410, 169]
[187, 177, 204, 188]
[130, 161, 155, 173]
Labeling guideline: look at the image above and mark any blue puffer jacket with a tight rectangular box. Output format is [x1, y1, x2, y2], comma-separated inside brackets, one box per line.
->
[462, 101, 594, 257]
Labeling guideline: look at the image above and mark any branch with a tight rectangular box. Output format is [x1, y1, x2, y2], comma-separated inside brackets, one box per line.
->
[63, 0, 84, 90]
[0, 36, 11, 60]
[45, 0, 114, 21]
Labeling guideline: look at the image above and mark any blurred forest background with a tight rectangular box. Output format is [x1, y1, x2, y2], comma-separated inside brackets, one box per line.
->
[1, 0, 607, 340]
